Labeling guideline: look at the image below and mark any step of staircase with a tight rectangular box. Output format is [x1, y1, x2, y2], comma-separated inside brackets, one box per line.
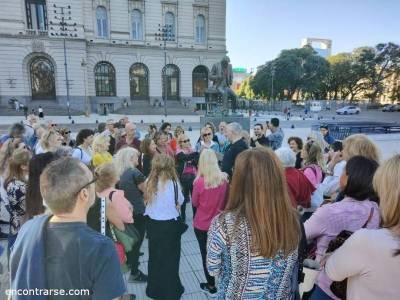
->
[115, 100, 198, 115]
[0, 100, 83, 116]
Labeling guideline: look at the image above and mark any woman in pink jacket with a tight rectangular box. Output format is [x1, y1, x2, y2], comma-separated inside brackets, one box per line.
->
[192, 149, 229, 297]
[95, 162, 134, 224]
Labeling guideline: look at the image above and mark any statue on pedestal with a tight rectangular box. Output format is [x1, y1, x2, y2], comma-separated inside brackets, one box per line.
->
[208, 56, 237, 115]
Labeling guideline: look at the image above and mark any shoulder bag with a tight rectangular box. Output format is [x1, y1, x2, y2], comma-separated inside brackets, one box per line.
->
[327, 207, 374, 300]
[172, 180, 189, 235]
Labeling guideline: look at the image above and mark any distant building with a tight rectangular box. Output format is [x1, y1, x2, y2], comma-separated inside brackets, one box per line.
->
[301, 38, 332, 58]
[0, 0, 227, 113]
[232, 67, 251, 91]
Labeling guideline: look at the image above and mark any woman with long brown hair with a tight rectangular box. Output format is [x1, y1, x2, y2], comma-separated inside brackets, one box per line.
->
[4, 149, 31, 251]
[207, 147, 300, 299]
[144, 154, 184, 300]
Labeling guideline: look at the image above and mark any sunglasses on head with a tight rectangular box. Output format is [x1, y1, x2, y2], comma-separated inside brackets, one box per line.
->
[203, 133, 212, 137]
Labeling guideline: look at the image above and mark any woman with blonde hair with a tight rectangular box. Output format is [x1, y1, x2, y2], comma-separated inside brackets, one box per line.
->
[91, 134, 112, 167]
[322, 156, 400, 300]
[176, 133, 199, 222]
[192, 149, 228, 296]
[207, 148, 300, 299]
[144, 154, 184, 300]
[342, 134, 380, 162]
[195, 126, 220, 154]
[37, 130, 62, 154]
[114, 147, 148, 282]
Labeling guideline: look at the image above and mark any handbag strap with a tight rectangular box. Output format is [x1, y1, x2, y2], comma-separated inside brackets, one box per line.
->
[172, 179, 181, 216]
[100, 197, 106, 236]
[362, 207, 374, 228]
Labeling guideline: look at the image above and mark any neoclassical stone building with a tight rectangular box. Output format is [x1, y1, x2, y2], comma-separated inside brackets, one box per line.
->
[0, 0, 226, 112]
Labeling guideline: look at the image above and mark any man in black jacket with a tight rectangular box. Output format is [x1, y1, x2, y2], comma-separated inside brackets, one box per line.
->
[221, 122, 249, 178]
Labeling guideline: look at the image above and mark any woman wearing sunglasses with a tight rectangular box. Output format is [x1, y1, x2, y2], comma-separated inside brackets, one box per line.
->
[176, 133, 199, 222]
[195, 127, 221, 156]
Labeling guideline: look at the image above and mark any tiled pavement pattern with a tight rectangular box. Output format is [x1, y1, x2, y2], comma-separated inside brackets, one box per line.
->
[127, 208, 209, 299]
[0, 208, 210, 300]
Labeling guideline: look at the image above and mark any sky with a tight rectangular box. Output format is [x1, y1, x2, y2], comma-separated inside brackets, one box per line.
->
[226, 0, 400, 71]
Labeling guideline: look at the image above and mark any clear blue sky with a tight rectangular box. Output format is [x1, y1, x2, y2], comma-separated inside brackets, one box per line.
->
[226, 0, 400, 71]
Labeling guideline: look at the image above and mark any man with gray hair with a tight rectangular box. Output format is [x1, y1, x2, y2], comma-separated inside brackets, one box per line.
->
[221, 122, 248, 178]
[10, 157, 126, 300]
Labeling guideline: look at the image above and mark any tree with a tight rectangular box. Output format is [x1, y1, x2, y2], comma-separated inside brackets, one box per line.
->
[237, 77, 255, 99]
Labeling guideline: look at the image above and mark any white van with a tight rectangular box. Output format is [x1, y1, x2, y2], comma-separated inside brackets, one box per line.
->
[310, 101, 322, 112]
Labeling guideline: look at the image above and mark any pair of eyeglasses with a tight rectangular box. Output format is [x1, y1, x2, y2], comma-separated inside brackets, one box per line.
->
[74, 176, 98, 196]
[179, 139, 190, 144]
[203, 133, 212, 137]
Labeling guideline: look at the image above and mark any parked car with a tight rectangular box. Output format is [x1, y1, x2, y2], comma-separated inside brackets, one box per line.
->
[382, 104, 400, 112]
[336, 106, 361, 115]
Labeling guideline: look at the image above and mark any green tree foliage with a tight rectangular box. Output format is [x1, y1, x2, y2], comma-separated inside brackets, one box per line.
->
[250, 42, 400, 102]
[237, 77, 255, 99]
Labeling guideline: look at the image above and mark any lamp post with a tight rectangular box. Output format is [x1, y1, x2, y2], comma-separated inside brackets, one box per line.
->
[50, 4, 77, 120]
[81, 59, 89, 116]
[155, 24, 175, 116]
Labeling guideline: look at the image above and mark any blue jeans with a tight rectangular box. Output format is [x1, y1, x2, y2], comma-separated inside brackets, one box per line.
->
[310, 285, 333, 300]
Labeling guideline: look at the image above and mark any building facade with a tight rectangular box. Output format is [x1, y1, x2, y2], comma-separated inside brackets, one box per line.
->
[301, 37, 332, 58]
[0, 0, 227, 112]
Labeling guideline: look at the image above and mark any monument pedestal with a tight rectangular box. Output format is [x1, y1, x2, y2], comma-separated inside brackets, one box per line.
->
[201, 115, 250, 131]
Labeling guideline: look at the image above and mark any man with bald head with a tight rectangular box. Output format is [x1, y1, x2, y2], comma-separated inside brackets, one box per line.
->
[116, 122, 142, 169]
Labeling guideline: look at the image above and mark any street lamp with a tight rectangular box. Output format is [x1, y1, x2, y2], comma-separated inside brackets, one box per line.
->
[50, 4, 77, 120]
[81, 58, 89, 116]
[155, 24, 175, 116]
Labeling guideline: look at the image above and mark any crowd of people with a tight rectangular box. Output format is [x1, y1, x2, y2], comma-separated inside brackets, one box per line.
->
[0, 113, 399, 300]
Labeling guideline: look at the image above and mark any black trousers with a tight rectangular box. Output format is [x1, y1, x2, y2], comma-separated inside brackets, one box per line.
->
[180, 178, 195, 222]
[146, 218, 184, 300]
[126, 214, 147, 275]
[194, 228, 215, 287]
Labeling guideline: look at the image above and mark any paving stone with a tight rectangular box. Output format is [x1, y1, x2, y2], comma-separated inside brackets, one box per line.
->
[185, 254, 204, 272]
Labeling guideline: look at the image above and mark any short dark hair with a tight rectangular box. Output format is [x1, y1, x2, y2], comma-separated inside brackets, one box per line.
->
[287, 137, 303, 150]
[254, 123, 263, 130]
[97, 122, 106, 133]
[320, 125, 329, 130]
[9, 123, 25, 137]
[330, 141, 343, 152]
[343, 156, 379, 201]
[160, 122, 172, 132]
[75, 129, 95, 146]
[270, 118, 279, 127]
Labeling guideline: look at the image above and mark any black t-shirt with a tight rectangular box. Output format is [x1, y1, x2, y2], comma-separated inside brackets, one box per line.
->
[119, 168, 146, 215]
[250, 135, 269, 148]
[45, 222, 125, 300]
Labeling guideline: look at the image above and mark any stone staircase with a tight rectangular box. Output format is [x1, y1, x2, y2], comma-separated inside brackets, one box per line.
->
[0, 100, 83, 116]
[115, 100, 198, 115]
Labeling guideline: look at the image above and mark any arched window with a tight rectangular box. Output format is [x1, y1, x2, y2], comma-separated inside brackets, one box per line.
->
[30, 56, 56, 100]
[130, 63, 149, 100]
[132, 9, 143, 40]
[195, 15, 206, 44]
[192, 65, 208, 97]
[165, 12, 175, 37]
[162, 64, 180, 100]
[96, 6, 108, 38]
[94, 62, 116, 96]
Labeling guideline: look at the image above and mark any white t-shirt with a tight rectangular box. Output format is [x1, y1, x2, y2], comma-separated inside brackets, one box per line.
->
[320, 160, 346, 197]
[144, 180, 184, 221]
[72, 147, 93, 166]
